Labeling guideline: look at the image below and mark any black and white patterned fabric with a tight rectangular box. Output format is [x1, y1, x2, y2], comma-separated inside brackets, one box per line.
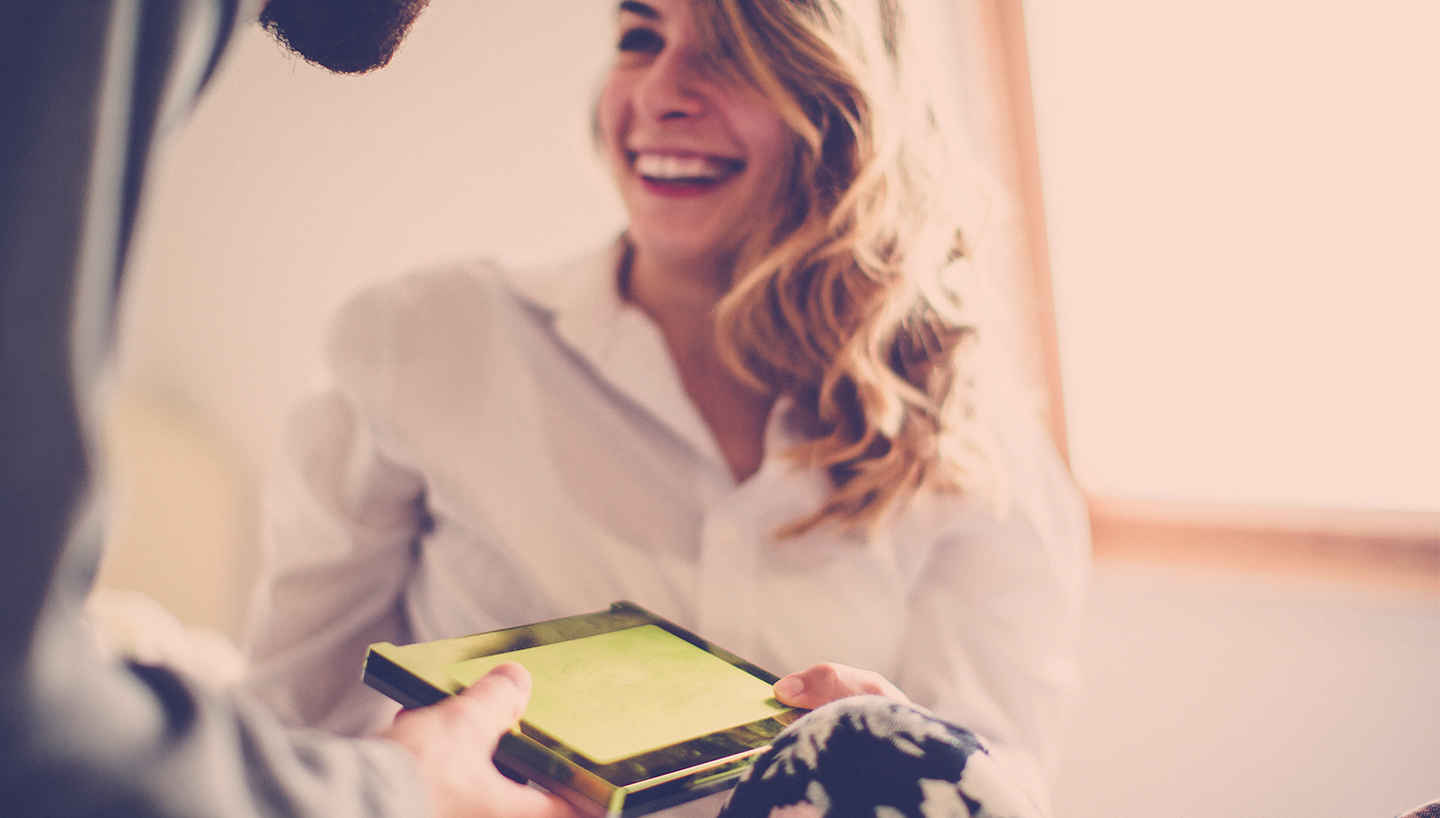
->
[1398, 801, 1440, 818]
[718, 697, 1037, 818]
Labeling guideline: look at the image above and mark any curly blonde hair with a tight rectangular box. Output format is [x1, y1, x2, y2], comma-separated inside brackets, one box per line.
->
[692, 0, 995, 536]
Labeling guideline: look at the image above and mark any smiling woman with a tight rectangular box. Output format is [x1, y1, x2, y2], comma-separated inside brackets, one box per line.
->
[595, 0, 800, 483]
[600, 0, 795, 280]
[238, 1, 1089, 816]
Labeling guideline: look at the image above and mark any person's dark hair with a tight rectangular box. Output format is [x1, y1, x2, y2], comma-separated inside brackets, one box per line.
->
[259, 0, 431, 74]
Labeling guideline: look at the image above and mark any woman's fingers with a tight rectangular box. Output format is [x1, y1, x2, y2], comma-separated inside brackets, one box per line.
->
[772, 662, 911, 710]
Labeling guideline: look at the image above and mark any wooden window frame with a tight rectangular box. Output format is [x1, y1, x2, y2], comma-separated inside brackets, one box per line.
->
[971, 0, 1440, 592]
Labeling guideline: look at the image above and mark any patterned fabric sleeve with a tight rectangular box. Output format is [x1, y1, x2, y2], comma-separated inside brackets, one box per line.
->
[718, 697, 1039, 818]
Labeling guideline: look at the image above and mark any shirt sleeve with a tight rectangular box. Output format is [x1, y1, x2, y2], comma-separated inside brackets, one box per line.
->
[242, 369, 432, 736]
[891, 419, 1091, 818]
[7, 601, 433, 817]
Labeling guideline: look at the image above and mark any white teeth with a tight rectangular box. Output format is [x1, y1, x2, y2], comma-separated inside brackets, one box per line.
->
[633, 152, 735, 181]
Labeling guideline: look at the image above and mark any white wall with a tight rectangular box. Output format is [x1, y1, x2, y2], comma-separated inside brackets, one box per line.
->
[106, 0, 625, 640]
[1053, 562, 1439, 818]
[119, 1, 624, 487]
[99, 2, 1439, 817]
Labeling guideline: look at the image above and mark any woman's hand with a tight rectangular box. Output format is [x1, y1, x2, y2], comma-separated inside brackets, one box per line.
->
[382, 663, 580, 818]
[772, 662, 911, 710]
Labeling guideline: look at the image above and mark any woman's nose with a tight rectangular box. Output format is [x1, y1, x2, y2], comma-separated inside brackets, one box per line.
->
[634, 48, 708, 122]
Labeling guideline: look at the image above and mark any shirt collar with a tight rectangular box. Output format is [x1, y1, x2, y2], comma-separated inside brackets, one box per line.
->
[503, 237, 731, 471]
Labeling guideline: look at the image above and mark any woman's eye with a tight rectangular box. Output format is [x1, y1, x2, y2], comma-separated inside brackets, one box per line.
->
[618, 27, 664, 54]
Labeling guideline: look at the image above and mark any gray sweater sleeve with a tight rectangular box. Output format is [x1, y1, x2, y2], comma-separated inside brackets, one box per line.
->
[0, 3, 426, 815]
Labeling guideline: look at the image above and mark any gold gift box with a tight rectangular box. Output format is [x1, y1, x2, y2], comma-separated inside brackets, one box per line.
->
[364, 601, 803, 818]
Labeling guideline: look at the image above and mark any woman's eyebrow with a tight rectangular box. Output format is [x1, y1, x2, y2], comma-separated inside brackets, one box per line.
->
[618, 1, 660, 19]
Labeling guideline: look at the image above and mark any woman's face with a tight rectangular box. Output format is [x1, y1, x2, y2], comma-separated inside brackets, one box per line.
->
[597, 0, 795, 274]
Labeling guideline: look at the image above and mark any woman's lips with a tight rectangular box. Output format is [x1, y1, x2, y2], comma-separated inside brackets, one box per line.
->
[630, 151, 744, 195]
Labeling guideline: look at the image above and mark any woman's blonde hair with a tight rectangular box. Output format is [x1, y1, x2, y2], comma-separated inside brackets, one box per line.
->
[693, 0, 995, 536]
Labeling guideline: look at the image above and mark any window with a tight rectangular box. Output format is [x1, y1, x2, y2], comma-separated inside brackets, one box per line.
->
[974, 0, 1440, 587]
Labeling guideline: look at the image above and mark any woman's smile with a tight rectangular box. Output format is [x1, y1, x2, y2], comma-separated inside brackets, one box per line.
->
[598, 0, 793, 268]
[631, 150, 745, 195]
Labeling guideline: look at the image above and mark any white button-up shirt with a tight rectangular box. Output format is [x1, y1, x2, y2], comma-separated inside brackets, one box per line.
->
[243, 239, 1090, 815]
